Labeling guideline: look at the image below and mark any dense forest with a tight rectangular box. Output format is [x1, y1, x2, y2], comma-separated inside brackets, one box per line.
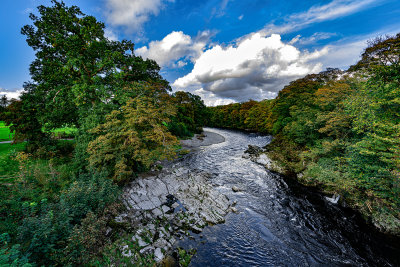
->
[207, 34, 400, 235]
[0, 1, 206, 265]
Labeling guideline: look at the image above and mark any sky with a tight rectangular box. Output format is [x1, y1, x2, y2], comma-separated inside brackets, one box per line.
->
[1, 0, 399, 105]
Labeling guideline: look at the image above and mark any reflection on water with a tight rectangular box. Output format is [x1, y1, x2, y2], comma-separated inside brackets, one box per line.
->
[175, 128, 400, 267]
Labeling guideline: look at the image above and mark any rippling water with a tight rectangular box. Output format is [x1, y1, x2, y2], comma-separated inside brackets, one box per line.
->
[175, 128, 400, 266]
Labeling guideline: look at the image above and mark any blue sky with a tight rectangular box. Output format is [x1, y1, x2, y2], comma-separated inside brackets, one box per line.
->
[1, 0, 399, 105]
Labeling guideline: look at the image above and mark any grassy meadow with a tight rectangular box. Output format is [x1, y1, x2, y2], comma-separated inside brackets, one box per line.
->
[0, 121, 13, 141]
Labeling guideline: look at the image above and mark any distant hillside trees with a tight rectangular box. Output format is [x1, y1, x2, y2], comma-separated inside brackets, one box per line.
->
[168, 91, 207, 138]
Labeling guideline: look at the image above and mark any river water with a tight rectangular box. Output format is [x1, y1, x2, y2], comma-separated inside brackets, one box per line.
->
[175, 128, 400, 266]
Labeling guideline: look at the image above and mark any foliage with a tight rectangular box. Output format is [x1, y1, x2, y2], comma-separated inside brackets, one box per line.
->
[87, 83, 179, 184]
[2, 84, 49, 146]
[169, 91, 207, 138]
[0, 233, 32, 267]
[21, 0, 167, 130]
[0, 95, 8, 109]
[17, 171, 118, 265]
[62, 203, 122, 266]
[0, 137, 119, 266]
[177, 247, 197, 267]
[0, 1, 210, 266]
[207, 100, 258, 131]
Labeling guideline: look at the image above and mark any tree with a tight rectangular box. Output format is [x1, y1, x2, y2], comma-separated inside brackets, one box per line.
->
[271, 74, 322, 135]
[350, 33, 400, 74]
[169, 91, 207, 137]
[2, 83, 48, 147]
[87, 83, 179, 184]
[0, 95, 8, 109]
[21, 0, 167, 130]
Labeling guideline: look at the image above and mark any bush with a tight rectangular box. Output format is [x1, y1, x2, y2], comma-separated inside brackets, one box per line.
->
[17, 172, 119, 265]
[168, 121, 193, 138]
[62, 211, 108, 265]
[60, 172, 119, 224]
[0, 234, 32, 267]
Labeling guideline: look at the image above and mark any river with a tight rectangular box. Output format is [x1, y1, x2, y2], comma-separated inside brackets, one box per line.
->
[174, 128, 400, 266]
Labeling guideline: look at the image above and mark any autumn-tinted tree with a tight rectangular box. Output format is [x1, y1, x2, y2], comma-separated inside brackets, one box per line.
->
[87, 83, 179, 184]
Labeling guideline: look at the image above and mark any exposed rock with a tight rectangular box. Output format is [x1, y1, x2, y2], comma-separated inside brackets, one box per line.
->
[325, 194, 340, 204]
[232, 186, 241, 192]
[139, 246, 154, 254]
[154, 248, 164, 262]
[118, 163, 233, 263]
[255, 154, 269, 165]
[121, 245, 133, 257]
[245, 150, 285, 175]
[137, 237, 149, 247]
[244, 145, 263, 155]
[180, 131, 225, 149]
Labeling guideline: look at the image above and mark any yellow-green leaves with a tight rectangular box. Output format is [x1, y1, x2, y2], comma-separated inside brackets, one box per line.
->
[87, 84, 178, 184]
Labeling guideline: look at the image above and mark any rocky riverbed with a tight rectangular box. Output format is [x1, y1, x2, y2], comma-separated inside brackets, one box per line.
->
[116, 131, 233, 263]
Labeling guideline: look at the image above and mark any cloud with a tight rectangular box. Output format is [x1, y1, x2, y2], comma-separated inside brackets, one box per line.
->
[0, 88, 23, 100]
[104, 0, 174, 32]
[290, 32, 337, 45]
[104, 29, 118, 41]
[173, 33, 327, 102]
[193, 88, 235, 106]
[209, 0, 231, 19]
[262, 0, 380, 35]
[136, 31, 212, 67]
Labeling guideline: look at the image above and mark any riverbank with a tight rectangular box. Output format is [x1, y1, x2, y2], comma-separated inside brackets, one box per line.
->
[243, 142, 400, 237]
[116, 130, 232, 264]
[180, 130, 225, 150]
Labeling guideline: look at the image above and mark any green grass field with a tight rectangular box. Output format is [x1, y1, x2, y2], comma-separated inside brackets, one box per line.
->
[0, 121, 13, 141]
[51, 126, 77, 138]
[0, 121, 77, 141]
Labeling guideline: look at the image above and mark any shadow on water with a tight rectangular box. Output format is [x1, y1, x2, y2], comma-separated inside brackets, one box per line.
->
[175, 128, 400, 267]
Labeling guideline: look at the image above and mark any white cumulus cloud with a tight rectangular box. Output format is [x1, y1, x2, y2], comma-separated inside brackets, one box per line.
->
[0, 88, 23, 100]
[193, 88, 235, 106]
[173, 33, 327, 102]
[136, 31, 211, 67]
[104, 0, 174, 32]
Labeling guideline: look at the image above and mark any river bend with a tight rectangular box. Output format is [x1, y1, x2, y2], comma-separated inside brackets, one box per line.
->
[175, 128, 400, 266]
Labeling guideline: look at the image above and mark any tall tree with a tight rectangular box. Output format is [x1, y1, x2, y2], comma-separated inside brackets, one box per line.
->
[21, 0, 167, 130]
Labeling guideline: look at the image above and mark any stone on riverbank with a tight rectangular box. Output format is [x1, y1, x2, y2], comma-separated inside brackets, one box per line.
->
[243, 145, 284, 174]
[117, 163, 233, 263]
[232, 186, 241, 192]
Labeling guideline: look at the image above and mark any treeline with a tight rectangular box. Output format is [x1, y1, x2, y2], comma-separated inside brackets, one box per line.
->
[0, 1, 205, 266]
[207, 35, 400, 234]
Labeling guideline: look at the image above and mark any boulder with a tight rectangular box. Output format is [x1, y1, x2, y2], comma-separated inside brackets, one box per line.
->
[232, 186, 241, 192]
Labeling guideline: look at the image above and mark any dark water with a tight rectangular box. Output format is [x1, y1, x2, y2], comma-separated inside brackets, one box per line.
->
[176, 128, 400, 267]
